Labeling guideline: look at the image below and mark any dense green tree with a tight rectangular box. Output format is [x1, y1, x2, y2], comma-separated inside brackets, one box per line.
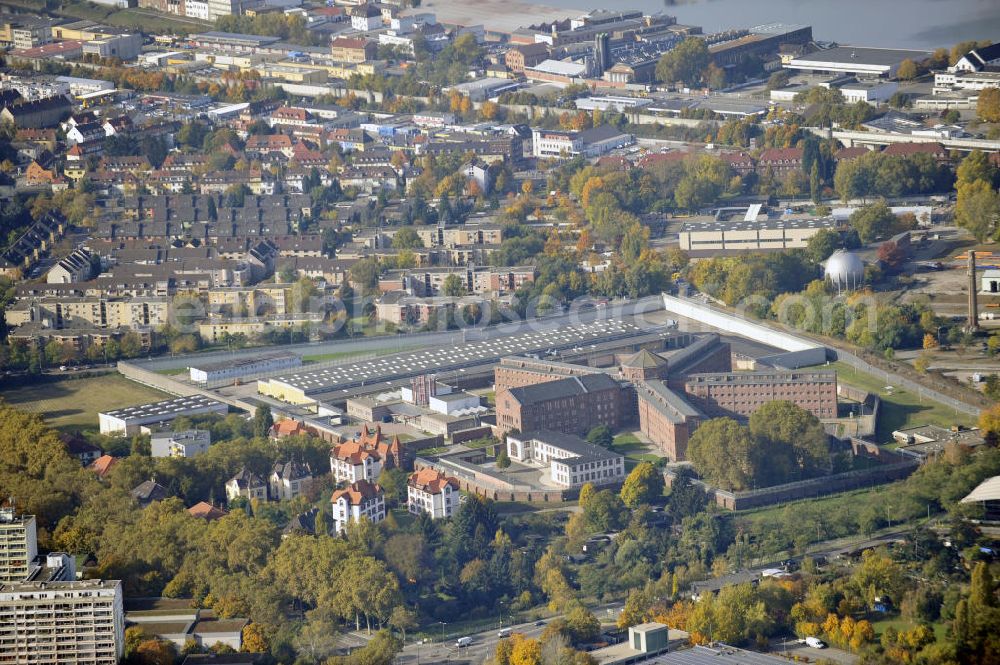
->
[294, 608, 341, 662]
[766, 70, 791, 91]
[956, 150, 998, 188]
[955, 179, 1000, 241]
[563, 601, 601, 643]
[0, 403, 98, 532]
[687, 251, 815, 308]
[383, 533, 431, 583]
[391, 227, 421, 249]
[687, 582, 772, 645]
[349, 258, 382, 296]
[655, 38, 709, 86]
[834, 151, 951, 202]
[687, 418, 759, 491]
[449, 494, 499, 565]
[666, 467, 707, 519]
[376, 467, 409, 506]
[748, 401, 831, 479]
[849, 200, 903, 243]
[328, 630, 401, 665]
[252, 405, 273, 439]
[978, 87, 1000, 123]
[806, 228, 840, 263]
[583, 490, 626, 532]
[585, 425, 613, 449]
[620, 462, 665, 508]
[897, 59, 918, 80]
[441, 273, 467, 297]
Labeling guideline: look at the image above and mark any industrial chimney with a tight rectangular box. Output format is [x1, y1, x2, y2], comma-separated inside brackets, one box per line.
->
[968, 251, 980, 331]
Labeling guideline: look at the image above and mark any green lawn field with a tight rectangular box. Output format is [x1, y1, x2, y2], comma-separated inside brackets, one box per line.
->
[827, 362, 974, 442]
[0, 374, 170, 433]
[613, 432, 663, 468]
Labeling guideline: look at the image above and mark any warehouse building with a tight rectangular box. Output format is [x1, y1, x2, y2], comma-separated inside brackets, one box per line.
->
[189, 351, 301, 384]
[677, 218, 838, 255]
[99, 395, 228, 435]
[785, 46, 931, 78]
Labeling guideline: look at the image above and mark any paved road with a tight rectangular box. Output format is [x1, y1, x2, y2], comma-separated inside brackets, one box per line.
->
[692, 529, 910, 598]
[774, 636, 858, 665]
[386, 603, 624, 665]
[399, 619, 548, 664]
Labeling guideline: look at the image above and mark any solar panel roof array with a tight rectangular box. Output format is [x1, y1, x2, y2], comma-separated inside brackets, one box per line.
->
[265, 320, 648, 396]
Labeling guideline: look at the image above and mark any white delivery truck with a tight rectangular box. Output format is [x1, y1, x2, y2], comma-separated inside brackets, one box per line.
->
[805, 637, 827, 649]
[456, 637, 473, 648]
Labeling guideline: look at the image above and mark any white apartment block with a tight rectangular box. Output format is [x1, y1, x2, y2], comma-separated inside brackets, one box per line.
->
[150, 430, 211, 458]
[0, 579, 125, 665]
[330, 480, 385, 533]
[407, 468, 459, 520]
[0, 508, 37, 584]
[207, 0, 240, 20]
[934, 69, 1000, 92]
[185, 0, 210, 20]
[531, 129, 582, 158]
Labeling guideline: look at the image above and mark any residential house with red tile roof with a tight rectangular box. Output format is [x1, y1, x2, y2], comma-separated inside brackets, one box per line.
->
[270, 419, 313, 440]
[719, 151, 755, 175]
[25, 159, 56, 186]
[246, 133, 295, 158]
[330, 37, 376, 64]
[329, 423, 405, 482]
[268, 106, 313, 130]
[756, 147, 804, 174]
[329, 440, 384, 483]
[88, 454, 118, 479]
[407, 468, 459, 520]
[187, 501, 228, 521]
[330, 479, 385, 533]
[883, 142, 948, 161]
[835, 146, 871, 161]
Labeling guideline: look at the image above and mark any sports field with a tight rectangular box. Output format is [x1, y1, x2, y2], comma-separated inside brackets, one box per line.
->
[0, 374, 170, 433]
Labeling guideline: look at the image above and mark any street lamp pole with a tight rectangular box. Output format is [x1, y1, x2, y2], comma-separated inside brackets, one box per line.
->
[439, 621, 446, 642]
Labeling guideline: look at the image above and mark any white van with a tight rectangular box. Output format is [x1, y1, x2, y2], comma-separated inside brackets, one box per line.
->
[498, 628, 512, 638]
[805, 637, 827, 649]
[456, 637, 473, 648]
